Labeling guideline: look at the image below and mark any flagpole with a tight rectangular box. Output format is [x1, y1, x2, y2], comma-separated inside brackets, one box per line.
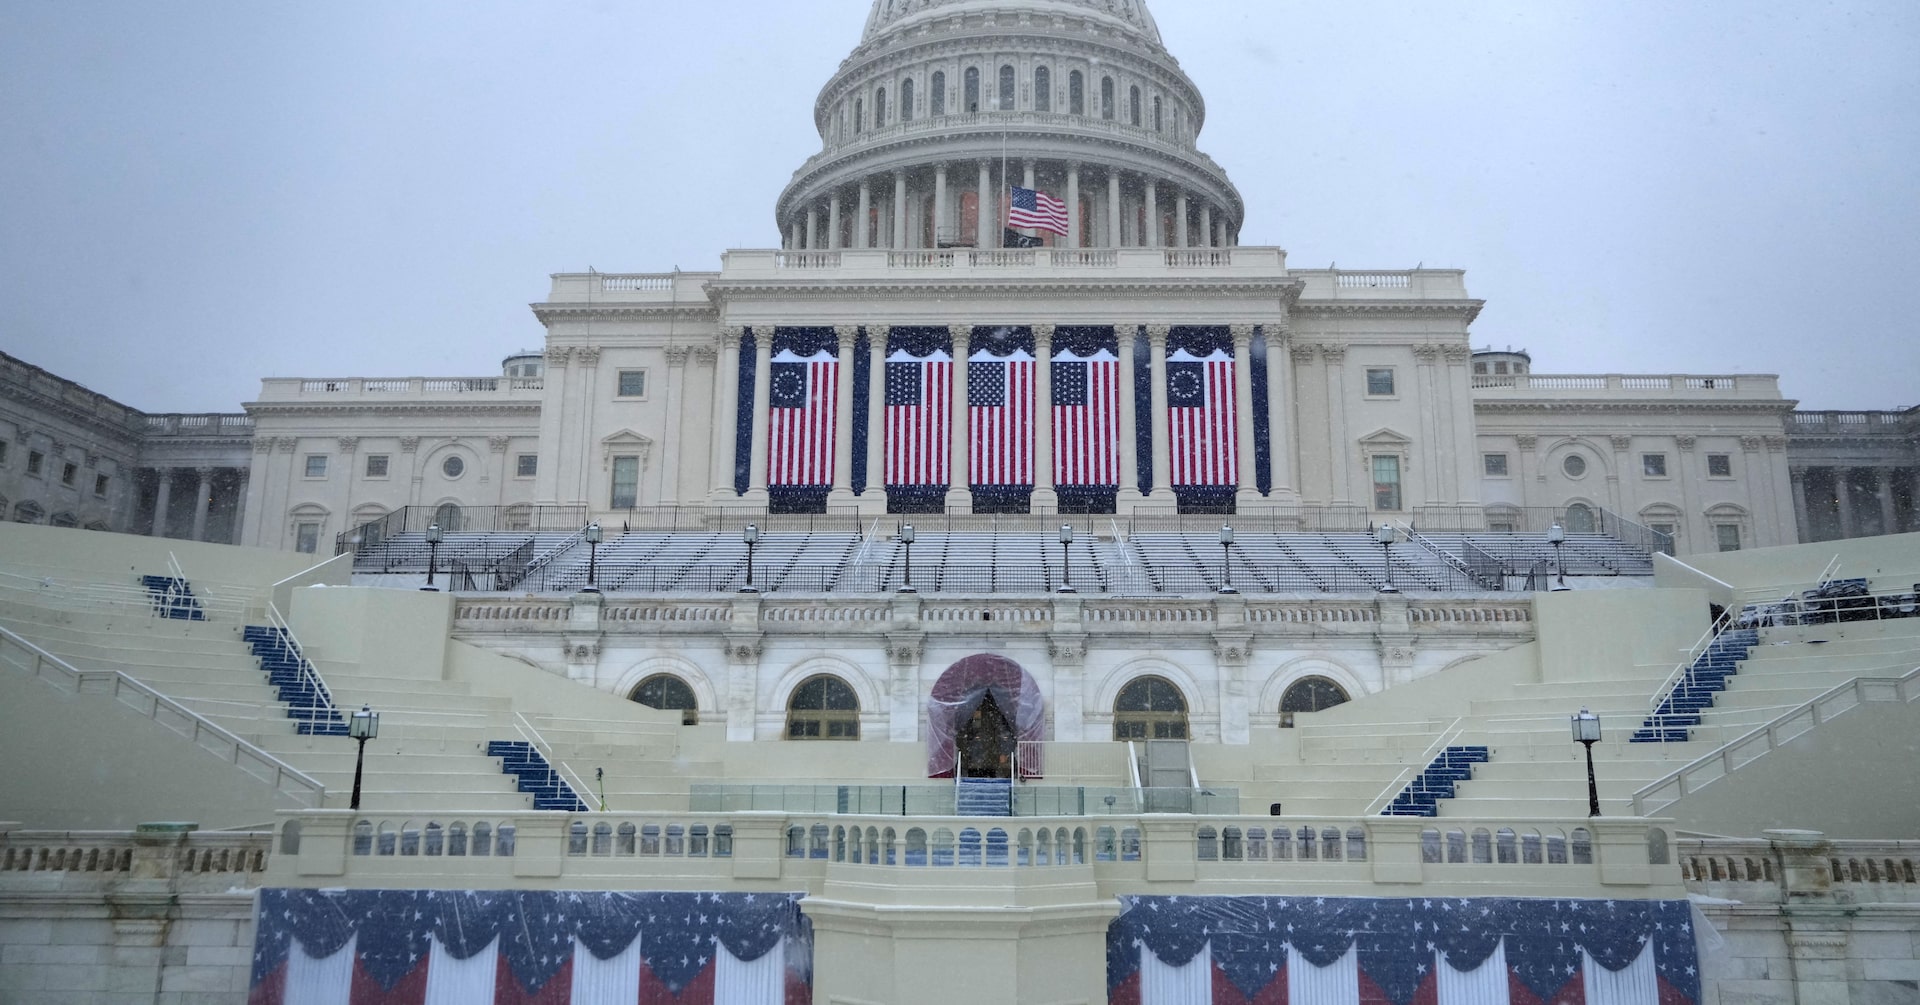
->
[1001, 131, 1010, 247]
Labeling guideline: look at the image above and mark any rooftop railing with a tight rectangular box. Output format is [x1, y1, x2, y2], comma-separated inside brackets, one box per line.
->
[257, 376, 544, 400]
[1471, 373, 1780, 395]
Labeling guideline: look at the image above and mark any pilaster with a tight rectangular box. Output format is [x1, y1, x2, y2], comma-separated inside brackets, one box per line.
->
[1230, 324, 1259, 509]
[1031, 324, 1057, 509]
[1116, 324, 1142, 503]
[742, 330, 774, 506]
[946, 324, 973, 512]
[1146, 325, 1172, 499]
[830, 325, 859, 506]
[1321, 344, 1352, 503]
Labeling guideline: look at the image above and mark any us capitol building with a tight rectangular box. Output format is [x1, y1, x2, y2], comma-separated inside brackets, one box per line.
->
[1, 2, 1918, 1004]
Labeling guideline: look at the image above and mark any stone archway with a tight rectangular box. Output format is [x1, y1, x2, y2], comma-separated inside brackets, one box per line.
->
[927, 654, 1044, 778]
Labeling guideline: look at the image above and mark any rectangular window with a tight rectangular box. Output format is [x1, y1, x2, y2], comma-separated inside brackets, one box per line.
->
[1715, 524, 1742, 552]
[1650, 523, 1676, 540]
[1483, 453, 1509, 477]
[617, 370, 647, 397]
[1642, 453, 1668, 477]
[1365, 368, 1396, 396]
[304, 455, 327, 478]
[61, 462, 77, 486]
[1472, 363, 1487, 375]
[364, 455, 389, 478]
[516, 454, 538, 478]
[295, 522, 321, 554]
[1371, 455, 1402, 511]
[94, 474, 109, 497]
[610, 455, 640, 509]
[1707, 453, 1732, 477]
[0, 440, 8, 465]
[27, 450, 44, 476]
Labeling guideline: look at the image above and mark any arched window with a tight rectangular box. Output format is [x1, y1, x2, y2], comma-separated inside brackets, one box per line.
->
[964, 67, 981, 112]
[998, 65, 1015, 111]
[1114, 676, 1188, 740]
[1033, 67, 1051, 111]
[1153, 95, 1162, 132]
[900, 78, 914, 122]
[1564, 502, 1596, 534]
[1101, 77, 1115, 120]
[787, 675, 860, 740]
[49, 511, 78, 528]
[874, 87, 887, 127]
[930, 71, 946, 116]
[630, 674, 698, 725]
[854, 97, 864, 133]
[1069, 71, 1085, 115]
[1129, 86, 1142, 125]
[13, 500, 44, 524]
[433, 502, 463, 532]
[1279, 676, 1351, 727]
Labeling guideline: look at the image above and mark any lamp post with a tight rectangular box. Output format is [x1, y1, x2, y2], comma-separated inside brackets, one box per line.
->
[1547, 522, 1569, 591]
[348, 704, 379, 811]
[1376, 523, 1398, 593]
[1571, 706, 1602, 817]
[740, 523, 760, 594]
[1058, 523, 1076, 594]
[582, 523, 603, 593]
[421, 523, 444, 592]
[1218, 523, 1237, 594]
[898, 524, 916, 593]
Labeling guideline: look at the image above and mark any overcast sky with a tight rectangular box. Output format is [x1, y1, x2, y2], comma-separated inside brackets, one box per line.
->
[3, 0, 1916, 412]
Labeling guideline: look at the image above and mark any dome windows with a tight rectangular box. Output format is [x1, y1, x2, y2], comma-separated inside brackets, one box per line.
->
[1129, 86, 1142, 126]
[1101, 77, 1115, 120]
[1034, 66, 1051, 112]
[998, 65, 1015, 111]
[1069, 71, 1085, 115]
[875, 87, 888, 128]
[901, 77, 914, 122]
[930, 71, 946, 116]
[964, 67, 980, 113]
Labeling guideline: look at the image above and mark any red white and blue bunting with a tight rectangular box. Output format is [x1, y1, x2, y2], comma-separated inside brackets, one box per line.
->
[248, 889, 811, 1004]
[1106, 895, 1699, 1005]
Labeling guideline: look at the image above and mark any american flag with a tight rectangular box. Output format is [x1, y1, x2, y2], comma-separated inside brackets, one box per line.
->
[1051, 348, 1119, 486]
[1167, 348, 1237, 487]
[249, 888, 812, 1004]
[1007, 185, 1070, 236]
[767, 349, 836, 487]
[885, 348, 952, 487]
[968, 349, 1034, 486]
[1107, 894, 1700, 1005]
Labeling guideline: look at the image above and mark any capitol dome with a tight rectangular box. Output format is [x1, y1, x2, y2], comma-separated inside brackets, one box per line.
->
[776, 0, 1243, 252]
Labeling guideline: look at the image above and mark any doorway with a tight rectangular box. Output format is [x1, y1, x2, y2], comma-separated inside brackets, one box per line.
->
[957, 692, 1016, 779]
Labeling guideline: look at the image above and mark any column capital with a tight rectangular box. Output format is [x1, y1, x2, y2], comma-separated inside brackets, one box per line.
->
[949, 324, 971, 349]
[399, 436, 420, 453]
[1789, 465, 1808, 480]
[1443, 344, 1472, 362]
[488, 436, 512, 453]
[1317, 343, 1347, 363]
[194, 465, 217, 478]
[664, 346, 692, 367]
[1412, 344, 1443, 363]
[694, 346, 718, 366]
[833, 325, 859, 345]
[1740, 435, 1765, 452]
[275, 437, 299, 454]
[1289, 344, 1317, 365]
[1515, 434, 1538, 450]
[1228, 324, 1255, 345]
[1763, 435, 1787, 451]
[1609, 434, 1633, 451]
[575, 346, 601, 367]
[545, 347, 571, 367]
[1033, 323, 1056, 343]
[1145, 324, 1171, 348]
[1675, 434, 1697, 451]
[335, 437, 359, 455]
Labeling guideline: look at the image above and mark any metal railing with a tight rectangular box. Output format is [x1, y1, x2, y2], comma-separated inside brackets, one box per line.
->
[0, 624, 324, 806]
[1363, 717, 1467, 816]
[262, 600, 342, 725]
[512, 712, 596, 812]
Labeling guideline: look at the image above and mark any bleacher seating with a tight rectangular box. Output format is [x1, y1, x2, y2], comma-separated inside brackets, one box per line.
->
[1423, 532, 1657, 577]
[1631, 628, 1760, 743]
[1380, 746, 1491, 817]
[955, 777, 1013, 816]
[241, 625, 348, 737]
[485, 740, 588, 811]
[139, 575, 207, 621]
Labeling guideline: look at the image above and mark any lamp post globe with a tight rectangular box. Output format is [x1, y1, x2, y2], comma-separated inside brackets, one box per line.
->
[1058, 523, 1076, 594]
[898, 524, 916, 594]
[1571, 707, 1602, 817]
[1217, 524, 1236, 594]
[582, 522, 603, 593]
[740, 523, 760, 594]
[421, 523, 444, 591]
[1375, 524, 1399, 593]
[1547, 522, 1570, 591]
[347, 704, 380, 811]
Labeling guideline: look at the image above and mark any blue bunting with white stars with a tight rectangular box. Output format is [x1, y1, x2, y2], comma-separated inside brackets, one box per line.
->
[251, 889, 809, 995]
[1107, 895, 1699, 1003]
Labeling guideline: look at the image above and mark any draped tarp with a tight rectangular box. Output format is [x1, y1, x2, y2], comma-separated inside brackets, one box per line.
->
[248, 889, 812, 1005]
[1107, 895, 1700, 1005]
[926, 653, 1046, 778]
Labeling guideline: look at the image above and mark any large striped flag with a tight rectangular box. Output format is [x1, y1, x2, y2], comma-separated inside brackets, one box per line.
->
[767, 349, 837, 487]
[1007, 185, 1071, 236]
[248, 889, 812, 1005]
[885, 348, 952, 487]
[1166, 348, 1237, 487]
[1051, 347, 1119, 486]
[1107, 895, 1700, 1005]
[968, 348, 1035, 486]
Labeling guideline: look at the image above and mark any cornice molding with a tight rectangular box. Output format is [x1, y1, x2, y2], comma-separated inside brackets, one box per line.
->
[1474, 400, 1798, 416]
[702, 276, 1305, 302]
[1292, 300, 1487, 325]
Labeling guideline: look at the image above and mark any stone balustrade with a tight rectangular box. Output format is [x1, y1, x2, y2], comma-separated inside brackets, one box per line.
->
[1470, 373, 1781, 396]
[255, 376, 544, 400]
[0, 823, 269, 892]
[1679, 833, 1920, 904]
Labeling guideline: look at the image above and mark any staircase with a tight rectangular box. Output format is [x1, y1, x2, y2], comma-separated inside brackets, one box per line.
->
[139, 575, 206, 621]
[240, 626, 348, 736]
[1380, 746, 1491, 817]
[955, 777, 1012, 816]
[486, 740, 588, 811]
[1632, 629, 1759, 743]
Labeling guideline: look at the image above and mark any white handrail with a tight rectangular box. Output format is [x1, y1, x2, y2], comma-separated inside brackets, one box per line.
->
[511, 711, 596, 811]
[1363, 716, 1465, 816]
[263, 601, 342, 724]
[1632, 666, 1920, 816]
[0, 623, 324, 806]
[1645, 618, 1739, 714]
[1126, 740, 1142, 794]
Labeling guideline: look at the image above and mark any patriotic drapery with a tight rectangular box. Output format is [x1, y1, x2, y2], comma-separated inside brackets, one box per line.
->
[885, 329, 953, 487]
[1106, 895, 1700, 1005]
[767, 347, 837, 487]
[1167, 346, 1238, 487]
[969, 344, 1035, 488]
[1052, 346, 1120, 487]
[249, 889, 812, 1005]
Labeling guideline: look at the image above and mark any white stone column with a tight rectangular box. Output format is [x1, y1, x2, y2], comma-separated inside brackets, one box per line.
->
[977, 161, 992, 245]
[190, 466, 215, 541]
[787, 221, 800, 250]
[828, 192, 843, 251]
[1033, 324, 1057, 510]
[1066, 163, 1081, 248]
[1322, 344, 1352, 503]
[149, 468, 175, 537]
[660, 348, 689, 504]
[856, 180, 872, 250]
[1144, 179, 1160, 248]
[1147, 325, 1172, 499]
[1835, 468, 1856, 538]
[710, 333, 741, 499]
[1230, 325, 1259, 509]
[1266, 330, 1301, 503]
[744, 330, 774, 505]
[865, 328, 888, 510]
[947, 324, 972, 511]
[1200, 204, 1214, 248]
[1175, 191, 1190, 248]
[830, 326, 858, 506]
[1107, 171, 1122, 247]
[1117, 325, 1142, 504]
[934, 164, 949, 247]
[1413, 345, 1444, 507]
[806, 205, 820, 250]
[893, 171, 908, 249]
[1789, 466, 1811, 541]
[1444, 345, 1476, 504]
